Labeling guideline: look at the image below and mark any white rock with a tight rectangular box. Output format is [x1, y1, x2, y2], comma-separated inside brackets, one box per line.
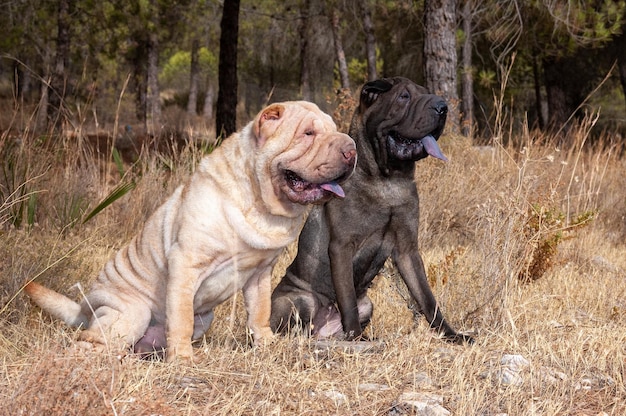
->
[497, 367, 524, 386]
[413, 372, 434, 389]
[574, 374, 615, 391]
[323, 389, 347, 406]
[392, 392, 450, 416]
[358, 383, 390, 392]
[500, 354, 529, 371]
[591, 255, 620, 273]
[497, 354, 529, 386]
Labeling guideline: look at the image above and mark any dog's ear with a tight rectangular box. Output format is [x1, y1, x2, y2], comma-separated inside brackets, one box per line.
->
[360, 79, 393, 107]
[255, 103, 285, 146]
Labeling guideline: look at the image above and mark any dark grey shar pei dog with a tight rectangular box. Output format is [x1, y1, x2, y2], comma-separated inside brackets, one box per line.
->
[270, 77, 474, 344]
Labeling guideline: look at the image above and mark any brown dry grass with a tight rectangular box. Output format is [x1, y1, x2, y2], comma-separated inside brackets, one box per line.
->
[1, 104, 625, 415]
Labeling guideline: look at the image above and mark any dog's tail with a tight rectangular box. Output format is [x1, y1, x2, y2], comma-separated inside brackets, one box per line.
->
[24, 282, 90, 328]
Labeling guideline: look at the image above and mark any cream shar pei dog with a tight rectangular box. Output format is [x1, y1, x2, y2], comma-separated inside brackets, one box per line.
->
[25, 101, 356, 362]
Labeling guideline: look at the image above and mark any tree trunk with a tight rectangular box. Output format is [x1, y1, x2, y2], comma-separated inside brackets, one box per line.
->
[460, 0, 473, 137]
[615, 33, 626, 111]
[14, 59, 33, 101]
[330, 9, 350, 90]
[531, 51, 545, 130]
[299, 0, 312, 101]
[360, 1, 377, 81]
[36, 75, 50, 134]
[187, 38, 200, 117]
[543, 56, 574, 136]
[619, 58, 626, 112]
[423, 0, 460, 133]
[146, 29, 161, 136]
[216, 0, 240, 139]
[48, 0, 71, 130]
[133, 60, 147, 123]
[203, 82, 215, 121]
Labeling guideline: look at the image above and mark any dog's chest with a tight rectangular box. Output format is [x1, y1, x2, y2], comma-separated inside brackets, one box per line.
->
[354, 176, 416, 209]
[192, 248, 277, 310]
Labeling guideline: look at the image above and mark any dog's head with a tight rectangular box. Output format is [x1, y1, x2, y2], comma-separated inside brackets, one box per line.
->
[352, 77, 448, 176]
[252, 101, 356, 212]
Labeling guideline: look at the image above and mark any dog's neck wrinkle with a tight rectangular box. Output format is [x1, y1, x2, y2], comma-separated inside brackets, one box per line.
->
[350, 130, 417, 181]
[226, 204, 303, 250]
[198, 137, 269, 219]
[205, 132, 307, 246]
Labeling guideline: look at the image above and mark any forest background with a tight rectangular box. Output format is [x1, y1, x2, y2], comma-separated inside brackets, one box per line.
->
[1, 0, 626, 142]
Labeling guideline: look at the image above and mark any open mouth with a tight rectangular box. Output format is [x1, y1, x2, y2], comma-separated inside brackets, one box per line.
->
[387, 131, 448, 162]
[283, 170, 347, 204]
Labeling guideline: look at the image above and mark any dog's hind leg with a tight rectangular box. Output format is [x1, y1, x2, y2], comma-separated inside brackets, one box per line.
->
[313, 296, 373, 339]
[79, 302, 152, 353]
[192, 310, 215, 339]
[270, 289, 320, 335]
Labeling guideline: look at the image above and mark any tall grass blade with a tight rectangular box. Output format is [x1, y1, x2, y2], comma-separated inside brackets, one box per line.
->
[112, 148, 126, 178]
[82, 181, 136, 224]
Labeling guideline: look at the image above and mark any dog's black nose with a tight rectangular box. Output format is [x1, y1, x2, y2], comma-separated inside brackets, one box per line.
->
[434, 100, 448, 116]
[342, 147, 357, 168]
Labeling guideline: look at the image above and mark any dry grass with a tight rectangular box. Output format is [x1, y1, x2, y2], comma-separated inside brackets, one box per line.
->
[1, 104, 625, 415]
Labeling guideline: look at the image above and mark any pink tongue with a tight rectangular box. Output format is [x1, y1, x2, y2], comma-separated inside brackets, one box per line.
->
[320, 181, 345, 198]
[422, 135, 448, 162]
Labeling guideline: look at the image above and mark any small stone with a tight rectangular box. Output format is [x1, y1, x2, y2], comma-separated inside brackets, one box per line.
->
[591, 255, 620, 273]
[500, 354, 529, 371]
[391, 392, 450, 416]
[574, 374, 615, 391]
[497, 367, 524, 386]
[539, 366, 567, 384]
[413, 372, 434, 389]
[323, 389, 347, 405]
[432, 347, 456, 362]
[496, 354, 529, 386]
[358, 383, 390, 392]
[313, 340, 385, 354]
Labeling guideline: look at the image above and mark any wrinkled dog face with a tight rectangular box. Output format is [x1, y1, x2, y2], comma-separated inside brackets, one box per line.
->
[255, 102, 357, 205]
[358, 78, 448, 171]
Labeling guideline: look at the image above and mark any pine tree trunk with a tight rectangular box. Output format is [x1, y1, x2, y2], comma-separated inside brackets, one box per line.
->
[423, 0, 459, 133]
[360, 1, 378, 81]
[619, 59, 626, 112]
[532, 51, 545, 130]
[48, 0, 71, 130]
[299, 0, 312, 101]
[132, 39, 148, 124]
[216, 0, 240, 139]
[543, 56, 573, 136]
[146, 30, 161, 137]
[330, 9, 350, 90]
[203, 82, 215, 121]
[460, 0, 473, 138]
[615, 33, 626, 111]
[14, 59, 33, 101]
[187, 39, 200, 117]
[36, 75, 50, 134]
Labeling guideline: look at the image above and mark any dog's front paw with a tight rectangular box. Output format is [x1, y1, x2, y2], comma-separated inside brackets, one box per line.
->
[165, 342, 196, 364]
[75, 338, 110, 354]
[251, 326, 275, 346]
[165, 351, 197, 364]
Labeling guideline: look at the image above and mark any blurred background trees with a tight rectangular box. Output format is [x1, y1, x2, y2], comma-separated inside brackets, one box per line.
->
[0, 0, 625, 143]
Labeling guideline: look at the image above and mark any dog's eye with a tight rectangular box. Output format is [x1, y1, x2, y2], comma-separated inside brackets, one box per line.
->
[398, 92, 410, 101]
[304, 130, 315, 136]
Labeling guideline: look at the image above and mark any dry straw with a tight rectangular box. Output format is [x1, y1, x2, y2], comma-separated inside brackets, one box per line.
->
[1, 87, 625, 414]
